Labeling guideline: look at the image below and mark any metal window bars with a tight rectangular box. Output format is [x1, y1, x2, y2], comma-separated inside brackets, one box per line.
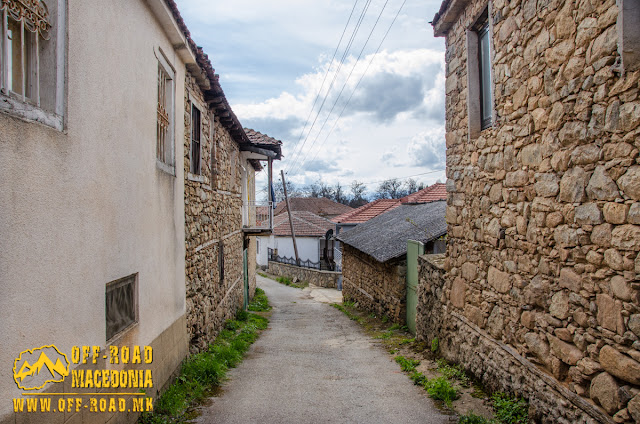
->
[157, 64, 172, 165]
[1, 0, 50, 104]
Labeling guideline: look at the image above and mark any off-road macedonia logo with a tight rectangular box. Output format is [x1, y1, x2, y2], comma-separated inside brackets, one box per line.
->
[13, 345, 70, 390]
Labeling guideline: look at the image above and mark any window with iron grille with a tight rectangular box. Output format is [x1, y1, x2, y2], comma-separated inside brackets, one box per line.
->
[0, 0, 65, 129]
[156, 56, 174, 170]
[190, 103, 201, 175]
[106, 274, 138, 342]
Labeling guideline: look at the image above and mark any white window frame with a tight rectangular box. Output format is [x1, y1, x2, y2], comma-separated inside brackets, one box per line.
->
[0, 0, 65, 130]
[155, 47, 175, 175]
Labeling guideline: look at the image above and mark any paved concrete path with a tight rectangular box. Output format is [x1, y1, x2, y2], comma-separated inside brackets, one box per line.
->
[195, 275, 451, 424]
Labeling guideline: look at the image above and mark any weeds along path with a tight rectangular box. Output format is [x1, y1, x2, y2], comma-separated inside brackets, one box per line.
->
[194, 275, 451, 424]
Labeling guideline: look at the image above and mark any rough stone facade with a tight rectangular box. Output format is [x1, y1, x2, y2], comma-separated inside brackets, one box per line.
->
[432, 0, 640, 421]
[267, 261, 341, 288]
[184, 74, 257, 353]
[417, 254, 614, 423]
[342, 245, 407, 323]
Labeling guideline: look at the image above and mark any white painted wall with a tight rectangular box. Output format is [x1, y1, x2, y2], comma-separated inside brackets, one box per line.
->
[0, 0, 187, 416]
[256, 236, 320, 266]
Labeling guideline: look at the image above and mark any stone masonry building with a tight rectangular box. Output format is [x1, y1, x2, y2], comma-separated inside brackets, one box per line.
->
[183, 66, 282, 352]
[426, 0, 640, 422]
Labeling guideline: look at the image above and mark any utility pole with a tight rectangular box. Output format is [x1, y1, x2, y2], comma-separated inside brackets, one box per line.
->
[281, 170, 300, 266]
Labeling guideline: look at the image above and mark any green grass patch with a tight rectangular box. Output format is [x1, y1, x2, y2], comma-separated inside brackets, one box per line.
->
[139, 298, 269, 423]
[491, 393, 528, 424]
[275, 276, 308, 289]
[436, 358, 470, 387]
[424, 376, 458, 407]
[247, 287, 271, 312]
[395, 355, 420, 372]
[409, 371, 428, 386]
[431, 337, 439, 353]
[257, 272, 268, 278]
[331, 303, 365, 324]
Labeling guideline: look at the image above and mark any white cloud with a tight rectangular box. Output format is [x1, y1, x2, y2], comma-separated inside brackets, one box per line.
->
[174, 0, 448, 193]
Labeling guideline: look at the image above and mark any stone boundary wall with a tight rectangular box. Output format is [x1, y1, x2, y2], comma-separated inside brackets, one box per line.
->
[438, 0, 640, 421]
[416, 254, 612, 424]
[342, 245, 407, 323]
[267, 261, 340, 288]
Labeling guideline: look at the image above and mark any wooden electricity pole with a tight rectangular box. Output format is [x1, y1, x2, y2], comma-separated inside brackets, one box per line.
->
[281, 170, 300, 266]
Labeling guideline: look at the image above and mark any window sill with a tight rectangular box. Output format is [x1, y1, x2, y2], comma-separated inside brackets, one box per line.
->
[106, 321, 139, 346]
[156, 160, 175, 176]
[0, 93, 63, 131]
[187, 173, 205, 183]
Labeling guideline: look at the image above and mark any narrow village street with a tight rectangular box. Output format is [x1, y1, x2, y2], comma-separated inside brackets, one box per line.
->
[194, 275, 452, 424]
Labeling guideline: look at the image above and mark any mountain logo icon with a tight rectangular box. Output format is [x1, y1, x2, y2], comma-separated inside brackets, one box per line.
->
[13, 345, 70, 390]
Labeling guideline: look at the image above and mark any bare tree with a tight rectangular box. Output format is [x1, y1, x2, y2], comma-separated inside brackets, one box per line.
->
[349, 180, 367, 207]
[375, 178, 404, 199]
[334, 182, 347, 205]
[404, 178, 418, 195]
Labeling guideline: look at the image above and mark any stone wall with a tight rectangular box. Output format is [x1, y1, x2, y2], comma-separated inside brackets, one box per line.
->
[416, 254, 614, 423]
[267, 261, 340, 288]
[438, 0, 640, 421]
[342, 244, 407, 323]
[184, 74, 254, 353]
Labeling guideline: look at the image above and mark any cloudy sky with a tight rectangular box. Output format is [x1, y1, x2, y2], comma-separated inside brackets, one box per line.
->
[175, 0, 446, 198]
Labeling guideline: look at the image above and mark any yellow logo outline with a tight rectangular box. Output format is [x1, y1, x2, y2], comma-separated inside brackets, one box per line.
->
[13, 345, 70, 390]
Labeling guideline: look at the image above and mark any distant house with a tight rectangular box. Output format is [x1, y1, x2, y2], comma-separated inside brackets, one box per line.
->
[332, 199, 402, 234]
[337, 201, 447, 323]
[274, 197, 354, 220]
[257, 211, 337, 270]
[332, 183, 447, 234]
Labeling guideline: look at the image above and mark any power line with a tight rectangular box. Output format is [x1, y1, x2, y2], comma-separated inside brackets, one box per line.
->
[294, 0, 408, 176]
[358, 169, 445, 186]
[289, 0, 391, 176]
[284, 0, 361, 171]
[286, 0, 373, 174]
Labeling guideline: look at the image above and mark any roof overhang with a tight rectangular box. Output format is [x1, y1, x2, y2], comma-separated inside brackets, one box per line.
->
[145, 0, 197, 65]
[240, 145, 279, 160]
[432, 0, 471, 37]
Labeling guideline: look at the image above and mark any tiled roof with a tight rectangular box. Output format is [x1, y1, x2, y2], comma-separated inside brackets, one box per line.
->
[332, 199, 402, 224]
[274, 198, 354, 218]
[337, 201, 447, 263]
[400, 182, 447, 204]
[331, 183, 448, 225]
[244, 129, 282, 147]
[272, 211, 336, 237]
[244, 128, 283, 159]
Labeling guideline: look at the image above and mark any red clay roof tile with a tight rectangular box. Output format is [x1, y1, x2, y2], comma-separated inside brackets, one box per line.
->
[332, 199, 402, 224]
[400, 182, 447, 204]
[272, 211, 336, 237]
